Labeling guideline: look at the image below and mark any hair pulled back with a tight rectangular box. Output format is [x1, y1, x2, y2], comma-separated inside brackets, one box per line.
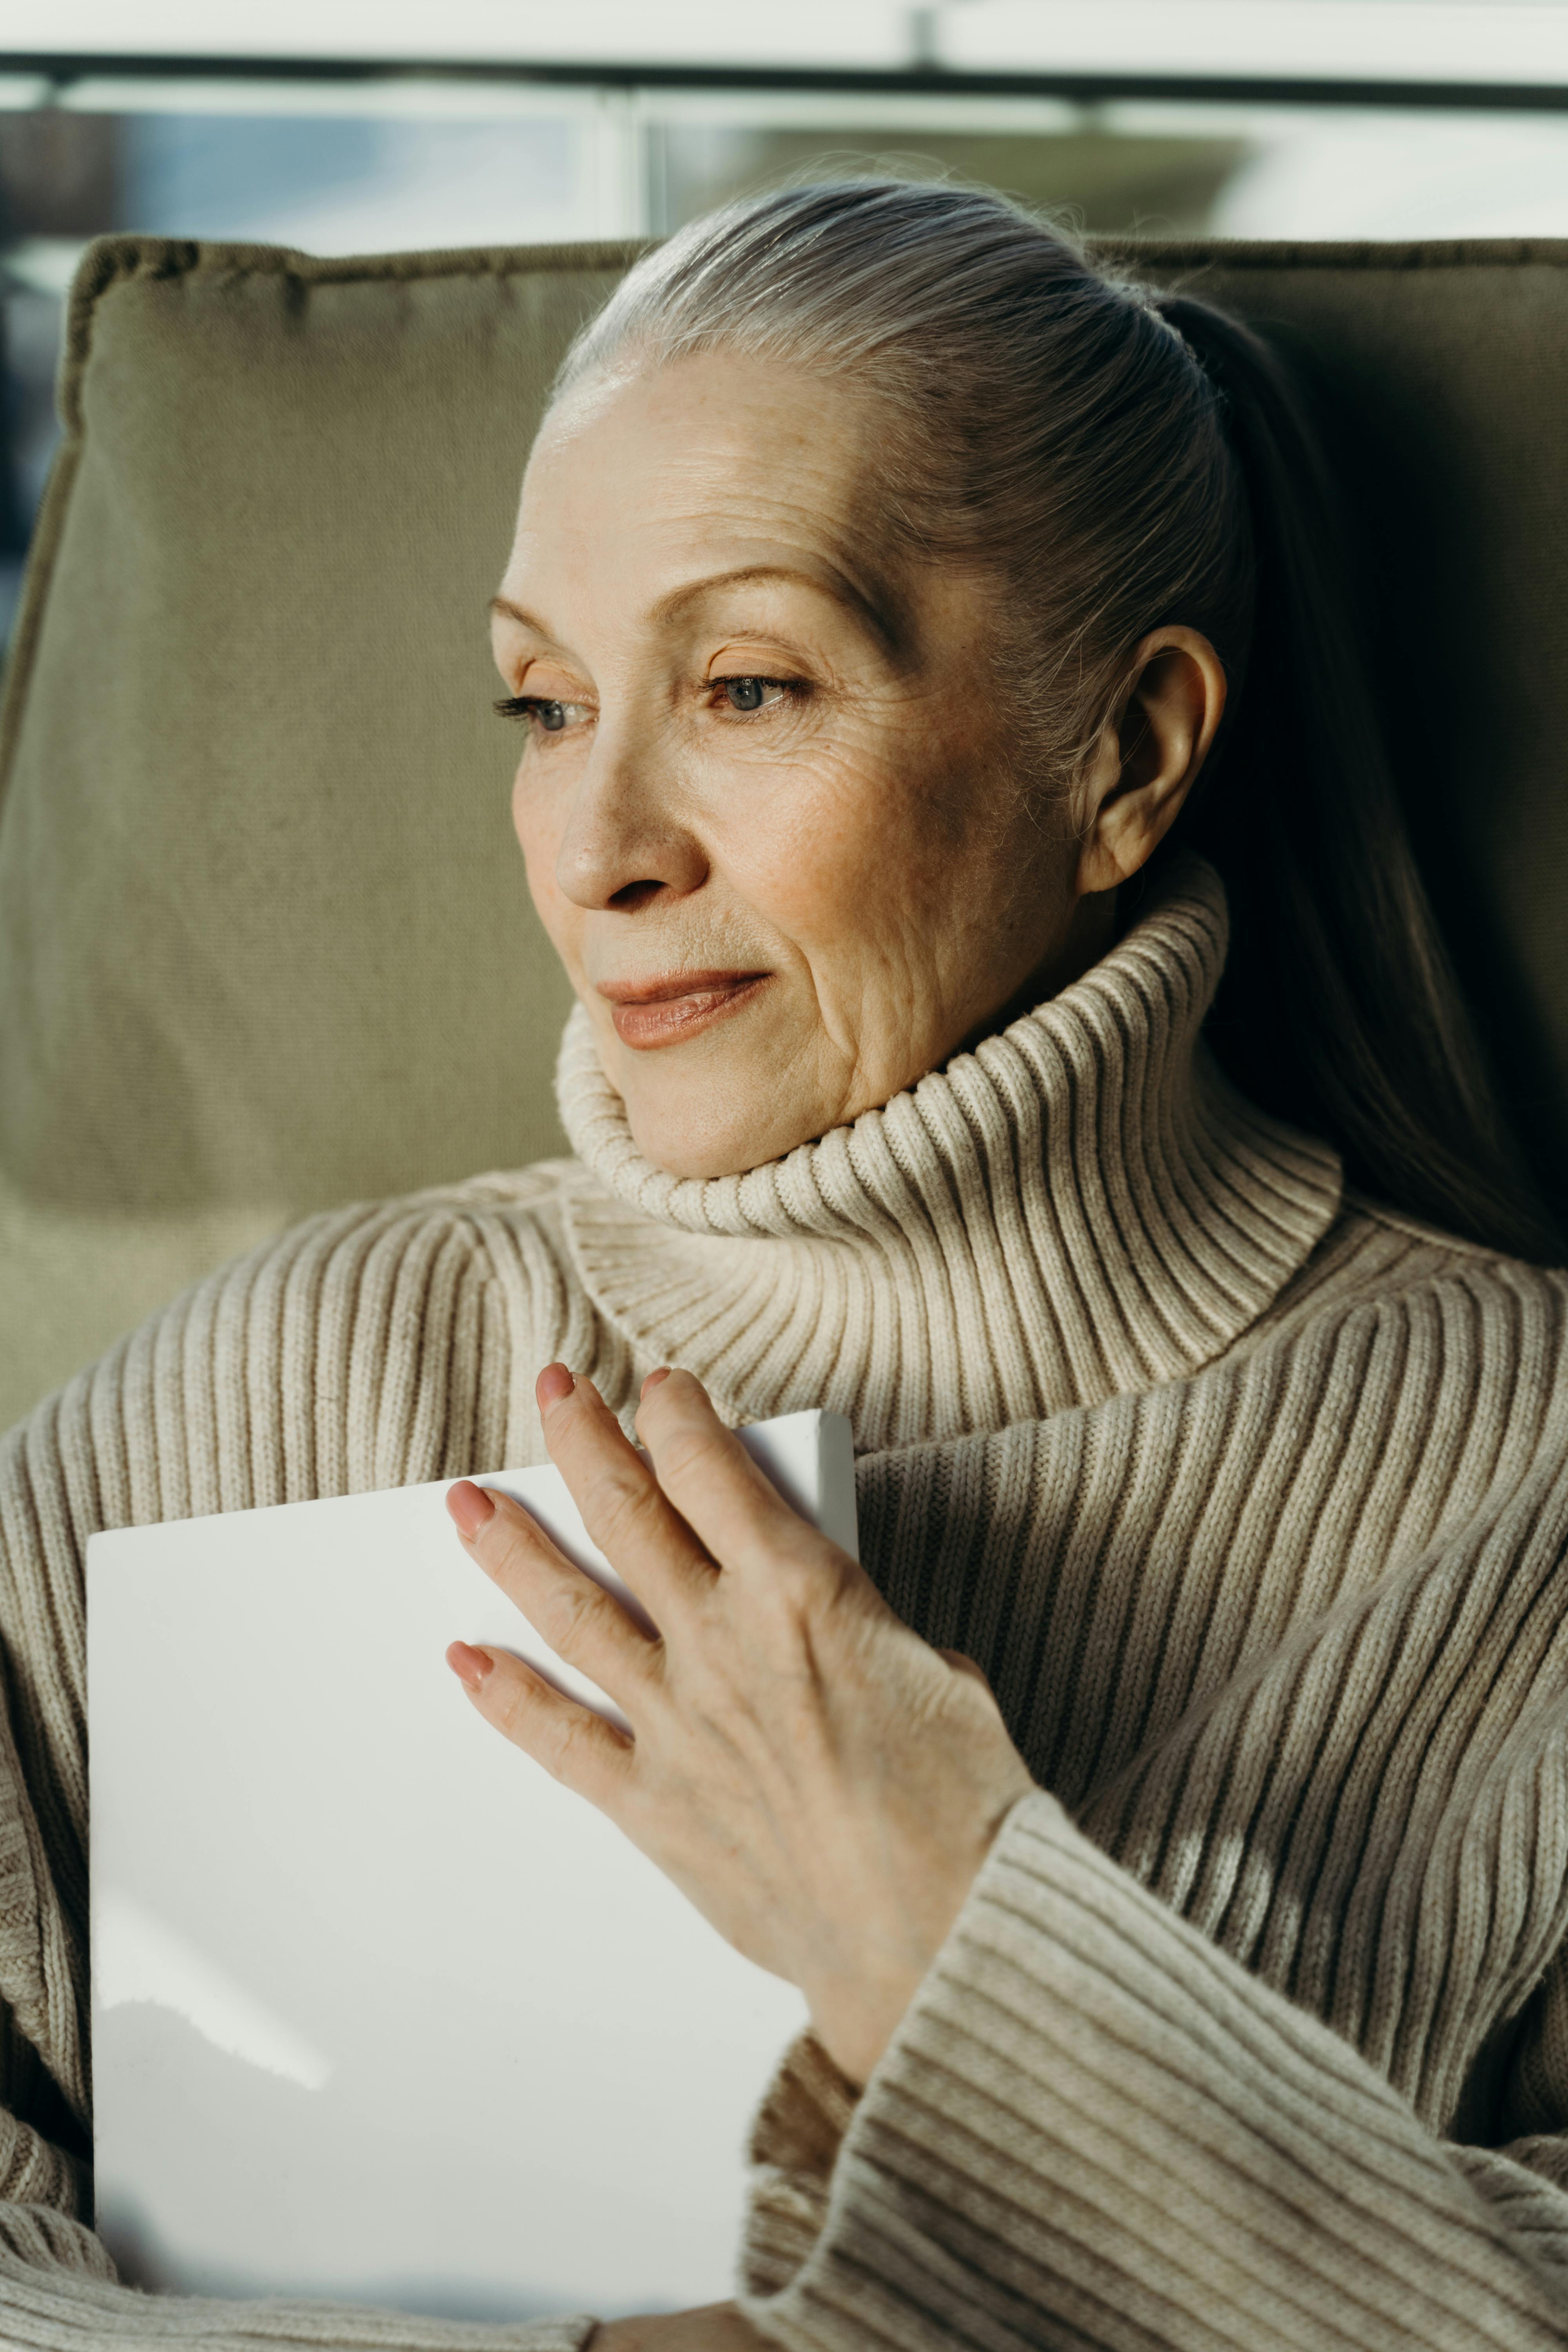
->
[556, 178, 1554, 1260]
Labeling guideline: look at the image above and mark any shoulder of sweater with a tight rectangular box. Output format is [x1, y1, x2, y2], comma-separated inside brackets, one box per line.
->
[1338, 1185, 1535, 1263]
[396, 1156, 587, 1214]
[91, 1158, 594, 1388]
[228, 1158, 590, 1267]
[173, 1160, 600, 1348]
[88, 1161, 588, 1327]
[15, 1157, 608, 1492]
[1223, 1184, 1568, 1363]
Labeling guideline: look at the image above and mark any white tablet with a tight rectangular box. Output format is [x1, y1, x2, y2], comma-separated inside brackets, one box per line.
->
[88, 1411, 853, 2323]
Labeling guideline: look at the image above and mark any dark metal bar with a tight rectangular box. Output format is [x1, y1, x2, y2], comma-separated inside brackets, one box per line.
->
[5, 50, 1568, 115]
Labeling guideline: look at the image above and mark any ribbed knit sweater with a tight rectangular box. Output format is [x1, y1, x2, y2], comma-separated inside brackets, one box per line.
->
[1, 857, 1566, 2349]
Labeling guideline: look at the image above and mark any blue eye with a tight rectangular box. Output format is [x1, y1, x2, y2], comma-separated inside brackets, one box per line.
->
[494, 695, 585, 733]
[716, 677, 798, 714]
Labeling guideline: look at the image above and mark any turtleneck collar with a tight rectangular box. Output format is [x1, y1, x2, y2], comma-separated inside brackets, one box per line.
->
[554, 856, 1342, 1452]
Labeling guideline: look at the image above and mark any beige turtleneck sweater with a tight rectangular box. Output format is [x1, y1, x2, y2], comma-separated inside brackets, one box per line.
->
[0, 859, 1566, 2350]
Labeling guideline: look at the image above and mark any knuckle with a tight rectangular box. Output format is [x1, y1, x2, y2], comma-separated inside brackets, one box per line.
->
[486, 1519, 536, 1583]
[756, 1535, 842, 1613]
[592, 1466, 666, 1551]
[656, 1422, 724, 1490]
[481, 1501, 549, 1581]
[546, 1574, 604, 1653]
[492, 1670, 541, 1746]
[542, 1704, 602, 1788]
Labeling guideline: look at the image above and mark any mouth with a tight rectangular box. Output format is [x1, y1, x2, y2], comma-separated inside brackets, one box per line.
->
[596, 969, 772, 1050]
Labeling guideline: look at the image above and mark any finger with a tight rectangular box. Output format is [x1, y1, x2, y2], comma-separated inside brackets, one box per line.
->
[633, 1368, 847, 1582]
[445, 1641, 633, 1809]
[447, 1480, 660, 1702]
[535, 1367, 716, 1613]
[938, 1648, 993, 1687]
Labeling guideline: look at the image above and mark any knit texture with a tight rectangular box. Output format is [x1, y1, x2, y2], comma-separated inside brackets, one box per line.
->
[0, 856, 1566, 2346]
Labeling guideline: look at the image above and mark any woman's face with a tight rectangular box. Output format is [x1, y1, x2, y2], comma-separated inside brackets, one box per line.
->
[492, 350, 1095, 1180]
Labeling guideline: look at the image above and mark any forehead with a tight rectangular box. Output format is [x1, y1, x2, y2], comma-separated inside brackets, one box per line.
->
[508, 350, 885, 590]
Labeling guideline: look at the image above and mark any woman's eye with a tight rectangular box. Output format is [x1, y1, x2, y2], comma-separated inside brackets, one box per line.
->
[493, 694, 590, 735]
[714, 676, 795, 715]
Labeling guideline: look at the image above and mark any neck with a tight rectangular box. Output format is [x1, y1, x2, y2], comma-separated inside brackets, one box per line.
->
[962, 884, 1121, 1057]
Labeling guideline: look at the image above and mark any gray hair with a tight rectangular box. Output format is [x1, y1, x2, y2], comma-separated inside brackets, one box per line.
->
[553, 178, 1249, 795]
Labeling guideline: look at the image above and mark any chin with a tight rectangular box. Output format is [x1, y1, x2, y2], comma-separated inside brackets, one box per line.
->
[627, 1116, 764, 1182]
[623, 1082, 802, 1181]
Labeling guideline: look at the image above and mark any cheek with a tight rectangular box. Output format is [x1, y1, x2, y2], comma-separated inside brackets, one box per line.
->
[715, 750, 965, 955]
[510, 764, 542, 857]
[511, 770, 583, 971]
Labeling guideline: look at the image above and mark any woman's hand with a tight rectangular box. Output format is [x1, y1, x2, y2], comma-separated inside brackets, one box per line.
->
[445, 1365, 1034, 2086]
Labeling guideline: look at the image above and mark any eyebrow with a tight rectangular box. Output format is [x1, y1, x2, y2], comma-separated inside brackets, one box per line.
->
[488, 596, 562, 645]
[488, 564, 897, 652]
[650, 562, 897, 648]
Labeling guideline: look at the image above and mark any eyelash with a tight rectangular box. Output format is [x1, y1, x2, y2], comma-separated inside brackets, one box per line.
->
[493, 678, 807, 731]
[711, 675, 805, 716]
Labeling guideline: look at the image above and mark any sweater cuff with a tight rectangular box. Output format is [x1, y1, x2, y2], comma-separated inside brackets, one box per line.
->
[736, 1796, 1064, 2327]
[742, 2033, 862, 2296]
[737, 1788, 1550, 2352]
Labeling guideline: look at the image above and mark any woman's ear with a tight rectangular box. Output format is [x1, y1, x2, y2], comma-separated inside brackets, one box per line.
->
[1074, 628, 1227, 897]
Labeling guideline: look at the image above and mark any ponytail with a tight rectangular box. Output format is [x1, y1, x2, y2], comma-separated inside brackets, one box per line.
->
[1150, 292, 1558, 1262]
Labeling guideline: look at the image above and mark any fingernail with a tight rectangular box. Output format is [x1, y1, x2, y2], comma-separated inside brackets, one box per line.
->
[446, 1480, 496, 1539]
[537, 1362, 575, 1409]
[641, 1367, 671, 1394]
[447, 1641, 494, 1690]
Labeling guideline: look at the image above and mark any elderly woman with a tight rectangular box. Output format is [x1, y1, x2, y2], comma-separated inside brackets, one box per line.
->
[3, 178, 1568, 2352]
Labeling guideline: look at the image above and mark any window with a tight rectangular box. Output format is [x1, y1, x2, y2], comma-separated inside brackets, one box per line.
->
[7, 0, 1568, 642]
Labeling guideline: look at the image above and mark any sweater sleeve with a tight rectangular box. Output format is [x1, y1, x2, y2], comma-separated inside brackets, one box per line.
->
[0, 1195, 606, 2350]
[737, 1791, 1568, 2351]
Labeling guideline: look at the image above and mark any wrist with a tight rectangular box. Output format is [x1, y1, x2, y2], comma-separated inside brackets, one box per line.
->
[806, 1945, 941, 2087]
[804, 1793, 1034, 2081]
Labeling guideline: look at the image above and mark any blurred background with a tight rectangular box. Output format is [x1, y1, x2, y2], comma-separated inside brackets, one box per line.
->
[4, 0, 1568, 648]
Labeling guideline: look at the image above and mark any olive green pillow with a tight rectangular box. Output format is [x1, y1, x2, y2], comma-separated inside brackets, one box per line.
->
[0, 238, 637, 1426]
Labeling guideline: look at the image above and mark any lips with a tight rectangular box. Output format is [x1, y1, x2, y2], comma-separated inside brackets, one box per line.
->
[597, 969, 771, 1050]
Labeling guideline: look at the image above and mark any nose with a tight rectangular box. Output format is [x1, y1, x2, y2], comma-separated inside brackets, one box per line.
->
[553, 726, 708, 913]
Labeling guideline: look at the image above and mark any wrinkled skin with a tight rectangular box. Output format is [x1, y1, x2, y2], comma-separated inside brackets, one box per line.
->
[491, 348, 1224, 1178]
[462, 350, 1226, 2342]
